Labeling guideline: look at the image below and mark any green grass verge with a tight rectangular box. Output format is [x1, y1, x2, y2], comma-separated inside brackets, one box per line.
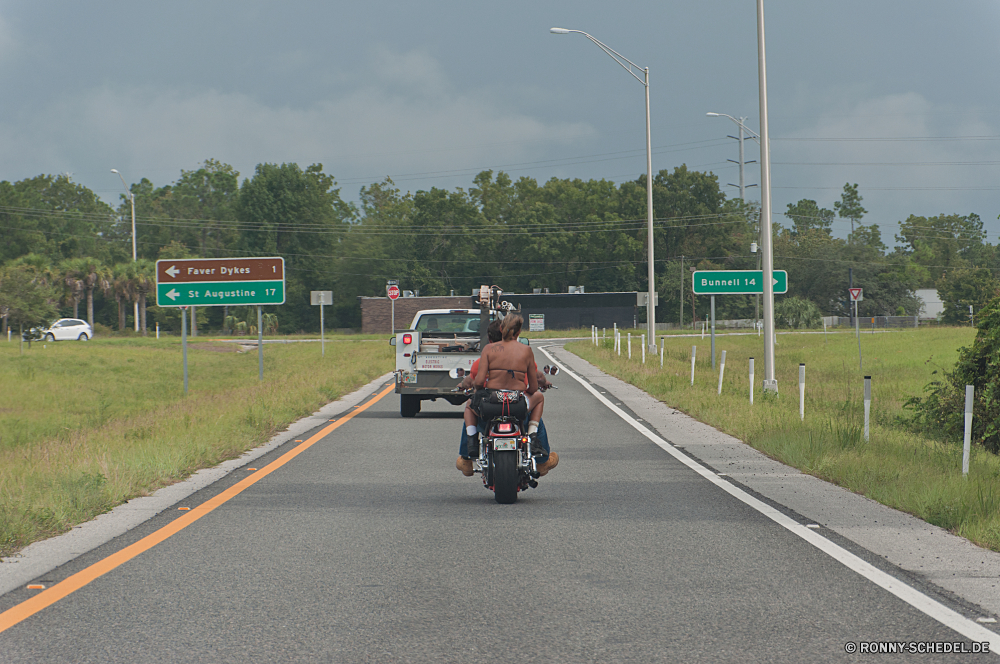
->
[567, 327, 1000, 553]
[0, 336, 393, 557]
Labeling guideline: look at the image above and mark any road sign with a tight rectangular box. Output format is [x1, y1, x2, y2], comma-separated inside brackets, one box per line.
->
[311, 291, 333, 305]
[849, 288, 863, 302]
[387, 285, 401, 300]
[692, 270, 788, 295]
[386, 279, 398, 286]
[156, 258, 284, 307]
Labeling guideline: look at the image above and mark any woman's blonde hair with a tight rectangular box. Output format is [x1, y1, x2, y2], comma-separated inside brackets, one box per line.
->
[501, 313, 523, 341]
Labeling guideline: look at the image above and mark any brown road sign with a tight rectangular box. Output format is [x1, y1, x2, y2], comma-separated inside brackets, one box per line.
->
[156, 258, 284, 283]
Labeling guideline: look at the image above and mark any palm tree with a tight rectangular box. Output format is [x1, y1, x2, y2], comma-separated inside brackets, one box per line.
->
[64, 258, 111, 329]
[108, 263, 134, 331]
[129, 259, 155, 335]
[59, 260, 85, 319]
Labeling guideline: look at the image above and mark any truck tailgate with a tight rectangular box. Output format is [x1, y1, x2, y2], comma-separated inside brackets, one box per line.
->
[414, 353, 477, 373]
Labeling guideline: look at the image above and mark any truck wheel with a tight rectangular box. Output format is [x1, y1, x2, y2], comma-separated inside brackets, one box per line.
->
[492, 451, 518, 504]
[400, 395, 421, 418]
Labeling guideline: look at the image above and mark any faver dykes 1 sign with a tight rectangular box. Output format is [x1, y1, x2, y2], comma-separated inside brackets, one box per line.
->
[155, 258, 285, 307]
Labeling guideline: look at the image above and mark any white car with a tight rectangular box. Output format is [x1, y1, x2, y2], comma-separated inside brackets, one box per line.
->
[41, 318, 94, 341]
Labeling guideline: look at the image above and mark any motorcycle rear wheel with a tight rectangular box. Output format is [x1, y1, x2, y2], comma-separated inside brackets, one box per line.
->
[492, 450, 518, 504]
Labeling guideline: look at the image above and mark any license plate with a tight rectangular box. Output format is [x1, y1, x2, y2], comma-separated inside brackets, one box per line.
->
[402, 372, 417, 384]
[492, 437, 517, 451]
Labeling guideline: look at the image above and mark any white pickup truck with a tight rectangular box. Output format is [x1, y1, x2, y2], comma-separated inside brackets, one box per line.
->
[391, 308, 485, 417]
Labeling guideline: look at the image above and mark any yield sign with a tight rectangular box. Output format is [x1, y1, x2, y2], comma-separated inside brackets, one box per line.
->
[849, 288, 863, 302]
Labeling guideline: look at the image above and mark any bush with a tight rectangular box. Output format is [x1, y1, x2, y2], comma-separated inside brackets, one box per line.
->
[906, 294, 1000, 453]
[775, 296, 822, 329]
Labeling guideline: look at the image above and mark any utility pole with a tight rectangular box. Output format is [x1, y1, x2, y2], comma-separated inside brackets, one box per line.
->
[679, 256, 684, 327]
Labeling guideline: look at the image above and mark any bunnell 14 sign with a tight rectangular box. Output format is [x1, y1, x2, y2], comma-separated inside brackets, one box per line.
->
[156, 258, 285, 307]
[692, 270, 788, 295]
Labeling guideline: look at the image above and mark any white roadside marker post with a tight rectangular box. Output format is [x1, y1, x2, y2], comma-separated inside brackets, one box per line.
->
[617, 331, 621, 356]
[799, 363, 805, 420]
[717, 350, 726, 395]
[690, 345, 697, 385]
[863, 376, 871, 442]
[628, 333, 632, 359]
[641, 334, 646, 364]
[660, 336, 665, 368]
[963, 385, 973, 477]
[701, 322, 705, 340]
[156, 323, 159, 340]
[749, 357, 755, 404]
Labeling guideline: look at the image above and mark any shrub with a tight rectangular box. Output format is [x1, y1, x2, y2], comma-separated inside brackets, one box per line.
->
[906, 294, 1000, 453]
[775, 296, 822, 329]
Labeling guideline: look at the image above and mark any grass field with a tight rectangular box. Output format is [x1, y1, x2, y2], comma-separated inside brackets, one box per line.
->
[567, 327, 1000, 553]
[0, 336, 394, 557]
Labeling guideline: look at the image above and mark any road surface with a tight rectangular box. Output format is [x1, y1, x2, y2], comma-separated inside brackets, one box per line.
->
[0, 342, 994, 662]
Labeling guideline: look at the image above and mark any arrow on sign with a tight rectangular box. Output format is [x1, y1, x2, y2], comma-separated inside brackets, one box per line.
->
[165, 288, 180, 301]
[166, 265, 179, 278]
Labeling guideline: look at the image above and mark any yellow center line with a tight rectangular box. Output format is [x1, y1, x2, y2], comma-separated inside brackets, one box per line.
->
[0, 382, 395, 634]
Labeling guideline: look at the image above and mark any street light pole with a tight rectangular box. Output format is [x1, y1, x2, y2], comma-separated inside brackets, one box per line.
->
[112, 169, 139, 332]
[756, 0, 777, 393]
[551, 27, 657, 352]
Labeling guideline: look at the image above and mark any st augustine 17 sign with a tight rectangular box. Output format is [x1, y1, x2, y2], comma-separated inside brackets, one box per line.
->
[156, 258, 285, 307]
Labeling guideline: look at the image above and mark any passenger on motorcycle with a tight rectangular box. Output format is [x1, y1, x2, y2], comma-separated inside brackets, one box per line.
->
[456, 313, 558, 477]
[456, 320, 553, 475]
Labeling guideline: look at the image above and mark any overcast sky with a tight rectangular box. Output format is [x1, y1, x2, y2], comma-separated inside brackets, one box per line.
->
[1, 1, 998, 246]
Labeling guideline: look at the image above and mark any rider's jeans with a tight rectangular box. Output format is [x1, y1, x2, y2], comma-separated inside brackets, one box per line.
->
[459, 419, 549, 458]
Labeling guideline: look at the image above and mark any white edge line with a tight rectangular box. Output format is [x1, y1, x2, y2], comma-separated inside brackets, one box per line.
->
[538, 346, 999, 652]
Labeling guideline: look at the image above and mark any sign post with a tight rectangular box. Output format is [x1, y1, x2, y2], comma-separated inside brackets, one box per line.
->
[693, 269, 788, 380]
[180, 306, 188, 394]
[156, 258, 285, 385]
[311, 291, 333, 357]
[387, 280, 400, 334]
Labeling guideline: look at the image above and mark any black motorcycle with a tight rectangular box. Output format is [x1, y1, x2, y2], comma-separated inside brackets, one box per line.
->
[453, 365, 558, 504]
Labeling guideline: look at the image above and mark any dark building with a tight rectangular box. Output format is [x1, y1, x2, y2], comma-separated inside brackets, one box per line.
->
[359, 292, 639, 333]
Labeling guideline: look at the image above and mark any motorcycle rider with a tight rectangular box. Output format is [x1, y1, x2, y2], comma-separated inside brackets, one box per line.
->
[456, 320, 553, 475]
[456, 313, 558, 477]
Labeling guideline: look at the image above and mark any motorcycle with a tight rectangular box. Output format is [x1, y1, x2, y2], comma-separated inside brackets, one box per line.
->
[450, 364, 559, 504]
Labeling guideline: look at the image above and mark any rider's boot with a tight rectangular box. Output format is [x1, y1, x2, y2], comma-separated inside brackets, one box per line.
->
[467, 432, 481, 459]
[537, 452, 559, 477]
[456, 457, 474, 476]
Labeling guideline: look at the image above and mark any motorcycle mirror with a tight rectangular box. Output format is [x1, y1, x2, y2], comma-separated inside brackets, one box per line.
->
[543, 364, 560, 376]
[448, 367, 466, 379]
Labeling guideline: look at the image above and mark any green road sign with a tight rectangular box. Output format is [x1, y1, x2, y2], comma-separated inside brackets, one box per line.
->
[156, 281, 285, 306]
[692, 270, 788, 295]
[156, 257, 285, 306]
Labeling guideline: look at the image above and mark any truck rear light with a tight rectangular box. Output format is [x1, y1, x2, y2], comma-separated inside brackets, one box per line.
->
[402, 334, 412, 345]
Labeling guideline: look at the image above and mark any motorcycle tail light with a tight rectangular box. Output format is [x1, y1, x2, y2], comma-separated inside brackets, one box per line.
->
[498, 423, 512, 432]
[402, 334, 412, 345]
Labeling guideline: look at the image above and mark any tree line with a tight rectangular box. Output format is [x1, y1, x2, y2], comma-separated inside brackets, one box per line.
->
[1, 158, 997, 335]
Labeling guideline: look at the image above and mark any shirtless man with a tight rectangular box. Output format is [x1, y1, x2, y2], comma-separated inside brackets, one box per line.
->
[456, 313, 558, 477]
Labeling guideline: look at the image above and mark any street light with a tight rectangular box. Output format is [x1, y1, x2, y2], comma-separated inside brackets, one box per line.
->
[111, 169, 139, 332]
[550, 27, 657, 353]
[755, 0, 777, 393]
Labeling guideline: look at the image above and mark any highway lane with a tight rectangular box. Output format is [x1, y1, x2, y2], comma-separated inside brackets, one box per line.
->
[0, 342, 994, 662]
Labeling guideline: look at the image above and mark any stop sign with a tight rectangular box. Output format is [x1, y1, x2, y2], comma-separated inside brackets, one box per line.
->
[387, 285, 400, 300]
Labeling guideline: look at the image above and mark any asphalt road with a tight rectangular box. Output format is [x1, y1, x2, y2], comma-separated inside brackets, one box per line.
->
[0, 342, 995, 663]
